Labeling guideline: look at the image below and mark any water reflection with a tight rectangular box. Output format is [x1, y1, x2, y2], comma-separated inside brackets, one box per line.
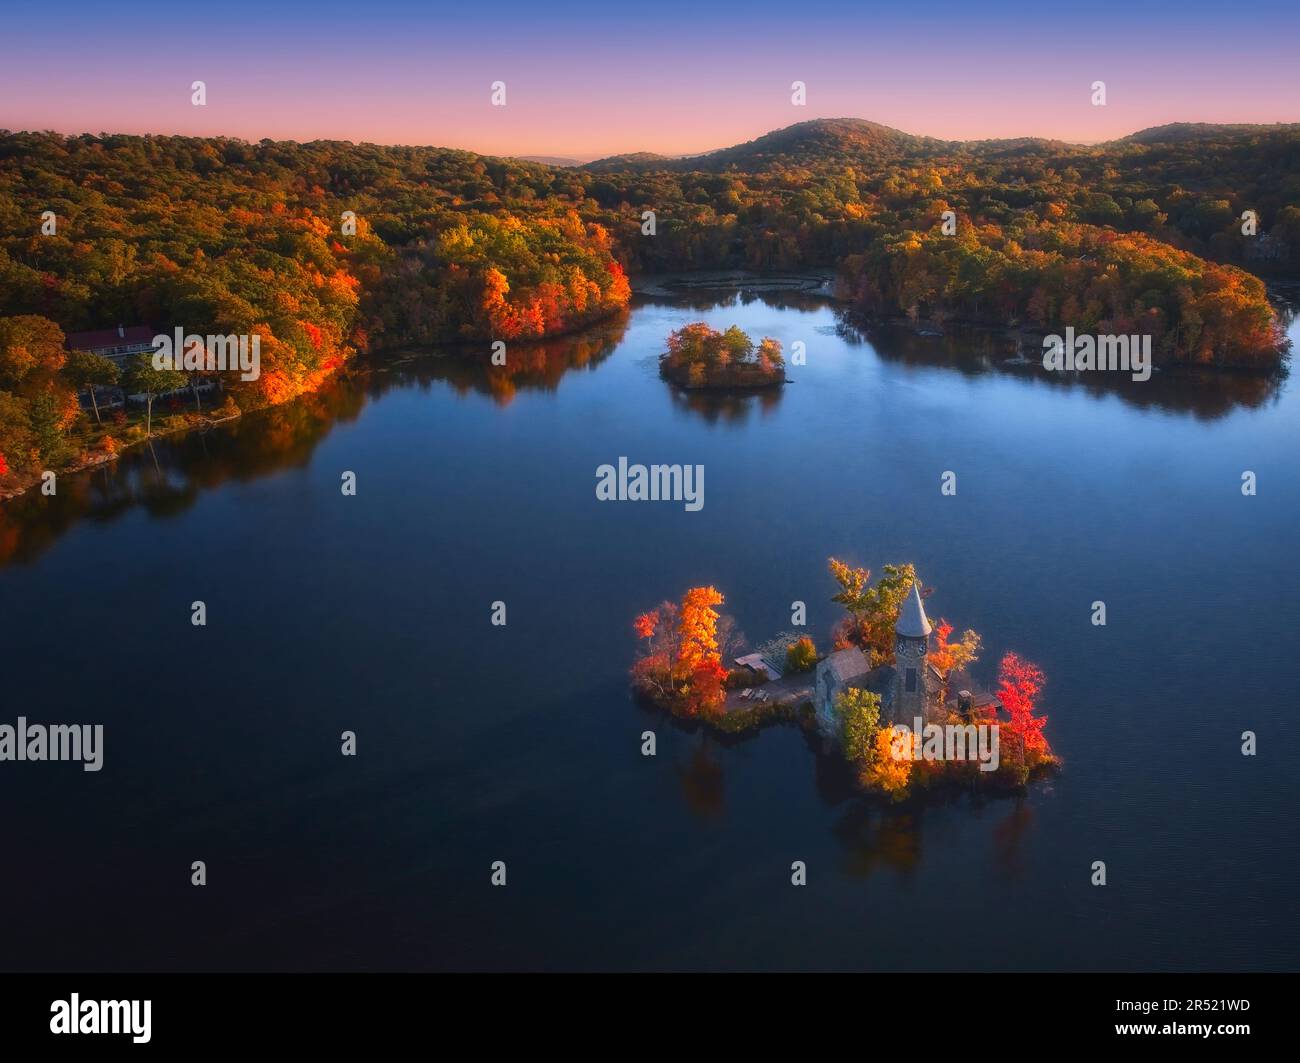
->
[675, 737, 726, 821]
[858, 318, 1286, 421]
[833, 802, 923, 878]
[991, 799, 1035, 880]
[0, 322, 626, 566]
[1, 288, 1290, 569]
[666, 383, 784, 424]
[0, 380, 364, 566]
[379, 315, 628, 406]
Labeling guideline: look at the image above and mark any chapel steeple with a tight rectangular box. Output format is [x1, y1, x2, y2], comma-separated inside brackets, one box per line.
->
[893, 579, 935, 722]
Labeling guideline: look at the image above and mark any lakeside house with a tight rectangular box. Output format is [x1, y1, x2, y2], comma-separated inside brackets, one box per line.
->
[65, 325, 159, 368]
[65, 324, 215, 406]
[813, 580, 1000, 738]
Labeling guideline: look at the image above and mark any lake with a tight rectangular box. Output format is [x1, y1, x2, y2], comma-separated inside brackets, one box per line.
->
[2, 283, 1297, 971]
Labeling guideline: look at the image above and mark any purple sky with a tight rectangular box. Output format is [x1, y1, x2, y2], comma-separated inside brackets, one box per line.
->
[4, 0, 1297, 157]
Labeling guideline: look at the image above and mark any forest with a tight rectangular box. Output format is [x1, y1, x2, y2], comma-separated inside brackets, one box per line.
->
[1, 118, 1297, 491]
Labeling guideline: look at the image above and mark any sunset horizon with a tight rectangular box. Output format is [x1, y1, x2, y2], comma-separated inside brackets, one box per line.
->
[5, 0, 1299, 157]
[11, 113, 1300, 162]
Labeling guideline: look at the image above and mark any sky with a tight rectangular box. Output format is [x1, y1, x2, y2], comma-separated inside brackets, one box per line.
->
[3, 0, 1298, 159]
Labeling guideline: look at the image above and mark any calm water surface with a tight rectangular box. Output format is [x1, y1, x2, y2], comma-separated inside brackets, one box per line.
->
[2, 288, 1298, 971]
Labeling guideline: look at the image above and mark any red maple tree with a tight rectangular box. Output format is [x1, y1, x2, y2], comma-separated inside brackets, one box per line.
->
[995, 652, 1054, 778]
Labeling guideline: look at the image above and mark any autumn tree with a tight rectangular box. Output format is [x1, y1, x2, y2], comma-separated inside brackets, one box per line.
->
[835, 687, 881, 764]
[673, 586, 726, 715]
[756, 337, 784, 372]
[634, 611, 658, 644]
[0, 315, 67, 393]
[720, 325, 754, 363]
[828, 559, 918, 663]
[123, 353, 186, 436]
[785, 636, 817, 673]
[676, 586, 725, 673]
[630, 600, 680, 699]
[63, 350, 120, 425]
[631, 587, 736, 717]
[929, 619, 982, 688]
[995, 652, 1054, 785]
[0, 390, 35, 479]
[863, 726, 912, 800]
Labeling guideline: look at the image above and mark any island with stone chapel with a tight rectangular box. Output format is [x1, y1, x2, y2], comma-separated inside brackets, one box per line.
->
[631, 560, 1057, 798]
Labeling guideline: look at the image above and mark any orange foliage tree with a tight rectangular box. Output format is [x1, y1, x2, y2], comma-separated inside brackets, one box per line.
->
[676, 586, 727, 715]
[631, 586, 734, 717]
[676, 587, 724, 671]
[634, 611, 657, 642]
[862, 726, 912, 800]
[929, 619, 982, 691]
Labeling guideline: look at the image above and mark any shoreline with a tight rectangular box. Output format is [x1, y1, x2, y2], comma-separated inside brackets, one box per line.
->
[0, 406, 245, 503]
[6, 274, 1291, 502]
[636, 267, 1292, 372]
[1, 306, 637, 504]
[850, 312, 1292, 374]
[633, 684, 1056, 801]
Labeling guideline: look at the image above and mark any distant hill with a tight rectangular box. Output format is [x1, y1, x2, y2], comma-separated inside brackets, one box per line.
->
[585, 118, 940, 173]
[512, 155, 588, 168]
[954, 136, 1082, 159]
[582, 117, 1300, 172]
[1119, 122, 1300, 145]
[583, 151, 678, 174]
[698, 118, 936, 168]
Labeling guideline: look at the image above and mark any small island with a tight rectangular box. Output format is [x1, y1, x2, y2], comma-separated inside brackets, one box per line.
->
[631, 560, 1058, 801]
[659, 323, 786, 389]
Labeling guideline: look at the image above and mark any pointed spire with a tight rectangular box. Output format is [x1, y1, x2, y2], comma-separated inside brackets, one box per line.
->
[895, 579, 932, 638]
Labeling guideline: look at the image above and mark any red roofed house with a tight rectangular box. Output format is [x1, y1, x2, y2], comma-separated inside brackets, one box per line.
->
[64, 325, 159, 368]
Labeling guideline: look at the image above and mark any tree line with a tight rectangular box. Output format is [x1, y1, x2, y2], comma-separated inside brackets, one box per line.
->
[2, 123, 1295, 489]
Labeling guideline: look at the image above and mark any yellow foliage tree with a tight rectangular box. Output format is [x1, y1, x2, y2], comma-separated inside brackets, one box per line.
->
[862, 726, 912, 800]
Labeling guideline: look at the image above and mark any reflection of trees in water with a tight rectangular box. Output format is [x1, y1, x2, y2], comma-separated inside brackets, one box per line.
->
[991, 799, 1034, 880]
[0, 378, 363, 567]
[806, 730, 861, 805]
[816, 724, 1045, 880]
[667, 382, 784, 425]
[378, 314, 628, 407]
[852, 314, 1286, 420]
[676, 736, 726, 822]
[638, 288, 833, 314]
[0, 317, 633, 565]
[833, 801, 923, 878]
[810, 729, 926, 879]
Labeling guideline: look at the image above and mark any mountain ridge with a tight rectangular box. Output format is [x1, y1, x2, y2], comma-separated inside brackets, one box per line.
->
[581, 117, 1300, 172]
